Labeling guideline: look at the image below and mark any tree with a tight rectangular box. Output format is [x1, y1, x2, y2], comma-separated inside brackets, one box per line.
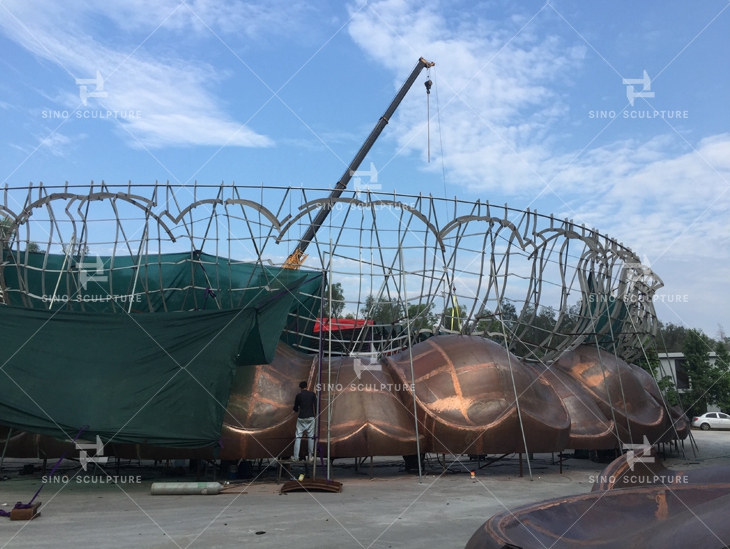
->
[322, 282, 345, 318]
[714, 340, 730, 413]
[635, 345, 680, 407]
[718, 324, 730, 348]
[682, 329, 716, 416]
[506, 303, 562, 358]
[442, 302, 467, 332]
[1, 216, 14, 249]
[25, 242, 42, 253]
[474, 300, 518, 336]
[407, 302, 436, 331]
[360, 294, 404, 324]
[658, 322, 690, 352]
[521, 304, 558, 338]
[61, 242, 91, 256]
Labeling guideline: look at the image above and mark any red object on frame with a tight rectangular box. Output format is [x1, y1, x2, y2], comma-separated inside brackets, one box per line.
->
[313, 318, 374, 333]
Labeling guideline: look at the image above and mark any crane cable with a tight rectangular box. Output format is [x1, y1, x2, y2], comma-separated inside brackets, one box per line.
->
[425, 73, 432, 162]
[434, 69, 448, 198]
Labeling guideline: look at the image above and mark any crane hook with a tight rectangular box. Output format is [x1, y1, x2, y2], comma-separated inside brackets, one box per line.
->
[425, 79, 433, 162]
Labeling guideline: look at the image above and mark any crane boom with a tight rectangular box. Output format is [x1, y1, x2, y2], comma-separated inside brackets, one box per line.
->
[284, 57, 435, 269]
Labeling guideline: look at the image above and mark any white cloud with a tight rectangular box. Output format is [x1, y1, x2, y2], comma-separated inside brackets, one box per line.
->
[0, 0, 278, 148]
[38, 132, 74, 157]
[8, 131, 82, 157]
[551, 134, 730, 258]
[100, 0, 307, 38]
[347, 0, 730, 333]
[348, 0, 586, 193]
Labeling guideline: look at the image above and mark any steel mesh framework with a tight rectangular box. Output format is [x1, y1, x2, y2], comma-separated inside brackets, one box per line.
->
[0, 181, 662, 363]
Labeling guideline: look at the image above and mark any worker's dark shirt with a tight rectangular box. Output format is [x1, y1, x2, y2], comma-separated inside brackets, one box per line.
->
[293, 389, 316, 419]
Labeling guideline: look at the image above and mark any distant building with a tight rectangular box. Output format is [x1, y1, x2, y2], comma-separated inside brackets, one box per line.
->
[657, 352, 721, 413]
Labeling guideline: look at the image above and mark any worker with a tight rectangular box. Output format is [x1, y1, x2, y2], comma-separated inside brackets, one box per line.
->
[292, 381, 316, 461]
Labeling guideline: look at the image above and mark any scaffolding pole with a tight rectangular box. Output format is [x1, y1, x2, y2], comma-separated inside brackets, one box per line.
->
[400, 251, 422, 483]
[327, 239, 333, 481]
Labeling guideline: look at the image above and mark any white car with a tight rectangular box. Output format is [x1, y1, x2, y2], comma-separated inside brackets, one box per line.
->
[692, 412, 730, 430]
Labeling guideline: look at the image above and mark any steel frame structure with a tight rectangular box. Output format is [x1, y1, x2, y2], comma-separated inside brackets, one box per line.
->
[0, 181, 662, 363]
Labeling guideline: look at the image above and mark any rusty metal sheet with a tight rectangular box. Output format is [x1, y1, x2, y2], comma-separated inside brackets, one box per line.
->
[592, 447, 730, 491]
[280, 478, 343, 493]
[466, 482, 730, 548]
[384, 336, 570, 455]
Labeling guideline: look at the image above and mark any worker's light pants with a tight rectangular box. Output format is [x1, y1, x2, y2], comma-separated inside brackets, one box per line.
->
[293, 417, 316, 459]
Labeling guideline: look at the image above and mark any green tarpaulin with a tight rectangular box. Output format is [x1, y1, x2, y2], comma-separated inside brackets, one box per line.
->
[581, 272, 628, 349]
[1, 251, 317, 314]
[0, 252, 323, 447]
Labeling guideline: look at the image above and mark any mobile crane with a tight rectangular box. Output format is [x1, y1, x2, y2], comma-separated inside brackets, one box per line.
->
[283, 57, 435, 269]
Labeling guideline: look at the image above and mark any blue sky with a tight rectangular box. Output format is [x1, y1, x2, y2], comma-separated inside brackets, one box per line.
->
[1, 0, 729, 335]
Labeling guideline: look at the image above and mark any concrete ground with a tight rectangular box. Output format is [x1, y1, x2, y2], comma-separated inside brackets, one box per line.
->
[0, 430, 725, 549]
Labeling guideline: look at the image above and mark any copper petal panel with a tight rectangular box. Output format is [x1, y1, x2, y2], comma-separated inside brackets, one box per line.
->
[630, 363, 689, 442]
[384, 336, 570, 455]
[528, 363, 625, 450]
[220, 342, 316, 459]
[0, 428, 73, 459]
[322, 358, 422, 458]
[554, 346, 668, 444]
